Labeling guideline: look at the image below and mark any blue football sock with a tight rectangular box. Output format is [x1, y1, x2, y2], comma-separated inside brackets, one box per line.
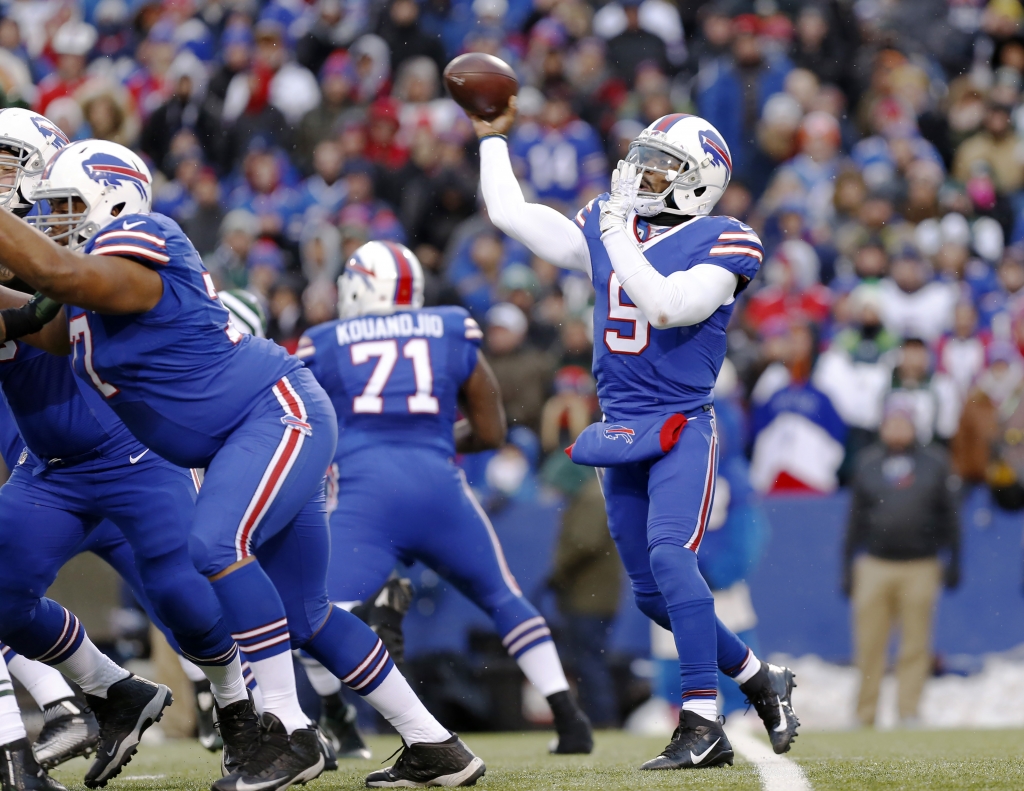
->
[303, 606, 394, 696]
[649, 543, 718, 710]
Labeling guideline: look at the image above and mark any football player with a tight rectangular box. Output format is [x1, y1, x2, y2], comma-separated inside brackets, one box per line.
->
[297, 241, 593, 757]
[0, 138, 483, 791]
[0, 110, 262, 790]
[474, 103, 800, 768]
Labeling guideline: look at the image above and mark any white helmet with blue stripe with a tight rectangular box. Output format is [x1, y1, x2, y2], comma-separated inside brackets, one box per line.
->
[338, 241, 425, 319]
[0, 108, 71, 215]
[28, 139, 152, 250]
[626, 113, 732, 218]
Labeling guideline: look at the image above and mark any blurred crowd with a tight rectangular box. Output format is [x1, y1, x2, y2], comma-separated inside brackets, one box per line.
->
[6, 0, 1024, 500]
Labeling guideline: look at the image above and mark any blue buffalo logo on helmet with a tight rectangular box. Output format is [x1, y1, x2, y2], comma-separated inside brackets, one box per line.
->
[30, 116, 69, 150]
[604, 425, 635, 444]
[699, 130, 732, 174]
[81, 153, 149, 198]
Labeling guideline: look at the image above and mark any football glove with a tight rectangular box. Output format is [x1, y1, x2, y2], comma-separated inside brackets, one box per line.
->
[600, 159, 641, 236]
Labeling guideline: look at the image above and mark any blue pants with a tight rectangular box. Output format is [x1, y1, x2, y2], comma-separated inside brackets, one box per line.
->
[189, 371, 400, 696]
[0, 448, 234, 666]
[1, 519, 181, 666]
[601, 410, 750, 704]
[328, 445, 553, 660]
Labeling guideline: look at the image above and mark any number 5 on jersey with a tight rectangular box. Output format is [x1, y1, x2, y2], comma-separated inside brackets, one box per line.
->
[605, 273, 651, 355]
[69, 314, 120, 397]
[351, 338, 439, 414]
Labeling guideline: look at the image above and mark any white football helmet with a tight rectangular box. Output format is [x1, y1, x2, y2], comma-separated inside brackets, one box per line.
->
[0, 108, 71, 215]
[625, 113, 732, 218]
[28, 139, 152, 250]
[337, 241, 424, 319]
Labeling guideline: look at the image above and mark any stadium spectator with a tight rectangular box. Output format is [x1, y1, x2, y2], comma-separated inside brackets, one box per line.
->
[205, 209, 261, 290]
[34, 21, 95, 116]
[750, 320, 847, 493]
[843, 403, 961, 728]
[539, 371, 618, 728]
[142, 51, 223, 174]
[485, 302, 556, 435]
[951, 342, 1024, 484]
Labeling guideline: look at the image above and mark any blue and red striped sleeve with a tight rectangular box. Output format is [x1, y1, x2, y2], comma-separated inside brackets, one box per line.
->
[88, 216, 169, 266]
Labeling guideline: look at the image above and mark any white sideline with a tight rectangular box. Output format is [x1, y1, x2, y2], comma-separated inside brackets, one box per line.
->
[725, 723, 812, 791]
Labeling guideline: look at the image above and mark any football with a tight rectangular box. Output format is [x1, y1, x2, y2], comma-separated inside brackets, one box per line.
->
[443, 53, 518, 121]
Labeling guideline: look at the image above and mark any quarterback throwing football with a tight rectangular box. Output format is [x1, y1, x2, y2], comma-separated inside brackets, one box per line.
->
[474, 101, 800, 768]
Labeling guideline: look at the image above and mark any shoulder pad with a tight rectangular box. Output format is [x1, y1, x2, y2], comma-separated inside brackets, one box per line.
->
[574, 196, 602, 230]
[88, 214, 169, 265]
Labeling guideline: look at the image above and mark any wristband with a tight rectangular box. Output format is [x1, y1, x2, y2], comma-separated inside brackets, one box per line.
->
[0, 292, 62, 340]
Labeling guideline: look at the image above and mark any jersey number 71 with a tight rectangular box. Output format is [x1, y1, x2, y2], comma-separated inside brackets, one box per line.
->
[350, 338, 439, 414]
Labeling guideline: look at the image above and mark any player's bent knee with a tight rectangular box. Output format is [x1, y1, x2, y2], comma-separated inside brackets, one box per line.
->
[188, 530, 232, 578]
[283, 597, 332, 649]
[633, 591, 671, 631]
[0, 596, 37, 636]
[648, 542, 714, 604]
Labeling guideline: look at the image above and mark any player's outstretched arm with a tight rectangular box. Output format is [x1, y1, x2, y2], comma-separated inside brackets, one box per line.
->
[472, 101, 592, 276]
[456, 350, 507, 453]
[0, 208, 162, 315]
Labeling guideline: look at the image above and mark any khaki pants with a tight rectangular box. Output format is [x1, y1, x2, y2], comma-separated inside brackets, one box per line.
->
[852, 555, 941, 726]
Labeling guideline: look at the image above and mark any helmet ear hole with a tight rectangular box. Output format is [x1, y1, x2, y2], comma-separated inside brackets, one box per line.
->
[110, 202, 126, 218]
[694, 187, 706, 197]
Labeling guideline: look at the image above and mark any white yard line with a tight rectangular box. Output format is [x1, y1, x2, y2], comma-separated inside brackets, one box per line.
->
[726, 723, 812, 791]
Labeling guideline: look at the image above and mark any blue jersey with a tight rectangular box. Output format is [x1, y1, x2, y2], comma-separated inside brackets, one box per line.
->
[0, 405, 23, 470]
[576, 200, 762, 420]
[509, 120, 606, 205]
[74, 212, 300, 468]
[0, 340, 134, 465]
[298, 306, 482, 458]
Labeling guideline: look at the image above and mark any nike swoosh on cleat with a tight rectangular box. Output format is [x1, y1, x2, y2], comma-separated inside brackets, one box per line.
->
[123, 220, 146, 230]
[129, 449, 149, 464]
[690, 738, 720, 765]
[774, 702, 789, 732]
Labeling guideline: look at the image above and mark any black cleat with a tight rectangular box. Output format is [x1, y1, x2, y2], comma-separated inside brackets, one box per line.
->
[194, 680, 222, 753]
[82, 675, 172, 789]
[211, 713, 324, 791]
[547, 690, 593, 754]
[641, 710, 734, 770]
[365, 734, 485, 788]
[740, 662, 800, 754]
[314, 726, 338, 772]
[318, 692, 370, 760]
[0, 738, 67, 791]
[33, 697, 99, 769]
[216, 695, 262, 777]
[353, 575, 414, 664]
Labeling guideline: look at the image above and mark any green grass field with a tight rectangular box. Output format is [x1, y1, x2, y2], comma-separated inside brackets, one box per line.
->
[47, 728, 1024, 791]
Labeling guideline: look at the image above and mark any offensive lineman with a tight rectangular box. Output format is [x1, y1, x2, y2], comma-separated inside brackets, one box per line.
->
[297, 240, 593, 756]
[0, 137, 484, 790]
[0, 110, 254, 789]
[475, 102, 800, 768]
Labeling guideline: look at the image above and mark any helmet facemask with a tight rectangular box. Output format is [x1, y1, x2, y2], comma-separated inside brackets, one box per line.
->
[626, 134, 702, 217]
[27, 190, 98, 249]
[0, 138, 44, 215]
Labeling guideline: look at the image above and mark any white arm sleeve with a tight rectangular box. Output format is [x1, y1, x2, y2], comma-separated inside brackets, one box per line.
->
[602, 225, 739, 329]
[479, 136, 592, 276]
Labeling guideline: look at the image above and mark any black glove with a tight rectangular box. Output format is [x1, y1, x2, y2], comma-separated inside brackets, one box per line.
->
[944, 563, 960, 590]
[0, 292, 62, 341]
